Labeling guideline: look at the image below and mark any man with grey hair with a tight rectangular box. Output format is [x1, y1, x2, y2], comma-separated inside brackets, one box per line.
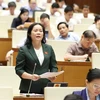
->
[64, 30, 99, 61]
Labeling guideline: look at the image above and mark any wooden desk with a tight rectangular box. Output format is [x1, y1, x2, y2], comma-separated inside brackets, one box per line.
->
[29, 17, 34, 22]
[14, 95, 44, 100]
[0, 38, 12, 61]
[57, 61, 91, 86]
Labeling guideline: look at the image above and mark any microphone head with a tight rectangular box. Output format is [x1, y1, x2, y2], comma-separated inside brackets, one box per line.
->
[26, 94, 30, 97]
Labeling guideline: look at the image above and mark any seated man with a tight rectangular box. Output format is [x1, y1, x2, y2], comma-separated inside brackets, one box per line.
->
[56, 5, 78, 31]
[1, 1, 20, 16]
[88, 15, 100, 39]
[55, 22, 80, 42]
[64, 30, 99, 61]
[45, 2, 62, 16]
[40, 13, 54, 39]
[75, 5, 95, 23]
[22, 0, 41, 17]
[64, 94, 83, 100]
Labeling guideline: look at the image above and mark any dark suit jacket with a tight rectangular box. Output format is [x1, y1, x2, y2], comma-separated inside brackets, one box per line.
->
[11, 17, 30, 28]
[15, 43, 58, 94]
[73, 88, 100, 100]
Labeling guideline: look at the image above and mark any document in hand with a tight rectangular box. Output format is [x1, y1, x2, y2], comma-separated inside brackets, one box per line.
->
[40, 71, 64, 78]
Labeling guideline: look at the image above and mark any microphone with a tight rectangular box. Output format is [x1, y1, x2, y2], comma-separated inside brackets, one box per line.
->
[26, 63, 37, 97]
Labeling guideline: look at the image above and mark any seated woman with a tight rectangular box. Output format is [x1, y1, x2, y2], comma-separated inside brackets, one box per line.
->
[11, 8, 30, 30]
[73, 68, 100, 100]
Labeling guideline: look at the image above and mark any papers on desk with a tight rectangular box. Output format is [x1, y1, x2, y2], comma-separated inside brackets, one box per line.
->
[40, 71, 64, 78]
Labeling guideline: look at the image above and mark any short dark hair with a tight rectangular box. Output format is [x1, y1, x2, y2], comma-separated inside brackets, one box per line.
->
[17, 8, 29, 22]
[18, 8, 29, 18]
[28, 0, 36, 2]
[58, 0, 64, 2]
[57, 22, 68, 30]
[64, 94, 83, 100]
[51, 2, 59, 8]
[64, 6, 73, 13]
[83, 5, 89, 9]
[82, 30, 96, 39]
[86, 68, 100, 82]
[40, 13, 50, 19]
[94, 15, 100, 23]
[8, 1, 16, 8]
[25, 23, 46, 48]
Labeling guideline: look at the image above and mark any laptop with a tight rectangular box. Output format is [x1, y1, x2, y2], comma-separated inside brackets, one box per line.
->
[47, 82, 68, 87]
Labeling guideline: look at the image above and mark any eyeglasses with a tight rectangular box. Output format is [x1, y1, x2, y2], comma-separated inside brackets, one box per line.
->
[93, 84, 100, 90]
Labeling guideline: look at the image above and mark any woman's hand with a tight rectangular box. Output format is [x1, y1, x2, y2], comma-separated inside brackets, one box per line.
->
[32, 74, 40, 81]
[16, 25, 24, 30]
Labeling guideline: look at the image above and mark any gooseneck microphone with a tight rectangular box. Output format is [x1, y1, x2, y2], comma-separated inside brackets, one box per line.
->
[26, 63, 37, 97]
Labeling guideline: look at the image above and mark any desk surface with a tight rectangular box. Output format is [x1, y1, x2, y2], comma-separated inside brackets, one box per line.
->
[14, 95, 44, 100]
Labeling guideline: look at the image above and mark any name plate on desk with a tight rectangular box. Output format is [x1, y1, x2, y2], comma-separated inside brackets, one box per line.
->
[20, 93, 44, 98]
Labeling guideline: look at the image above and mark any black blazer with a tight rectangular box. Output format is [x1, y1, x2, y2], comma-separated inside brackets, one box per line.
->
[11, 17, 30, 28]
[15, 43, 58, 94]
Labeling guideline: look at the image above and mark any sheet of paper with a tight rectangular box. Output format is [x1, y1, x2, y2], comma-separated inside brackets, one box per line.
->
[40, 71, 64, 78]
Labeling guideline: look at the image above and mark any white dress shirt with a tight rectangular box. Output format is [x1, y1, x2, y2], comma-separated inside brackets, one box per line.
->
[88, 24, 100, 38]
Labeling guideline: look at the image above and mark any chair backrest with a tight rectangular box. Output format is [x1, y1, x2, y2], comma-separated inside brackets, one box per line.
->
[0, 66, 20, 95]
[34, 10, 45, 22]
[74, 24, 90, 33]
[0, 16, 16, 29]
[92, 53, 100, 68]
[0, 22, 8, 38]
[0, 87, 13, 100]
[44, 87, 84, 100]
[12, 30, 27, 48]
[46, 40, 74, 61]
[73, 13, 82, 18]
[46, 3, 52, 10]
[81, 18, 94, 24]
